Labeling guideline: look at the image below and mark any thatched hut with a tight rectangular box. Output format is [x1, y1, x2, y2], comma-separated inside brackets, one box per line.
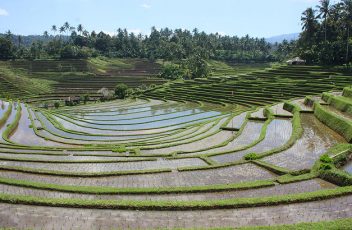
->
[286, 57, 306, 65]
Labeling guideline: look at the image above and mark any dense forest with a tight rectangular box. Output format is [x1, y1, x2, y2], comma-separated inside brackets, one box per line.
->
[0, 25, 274, 63]
[295, 0, 352, 64]
[1, 0, 351, 66]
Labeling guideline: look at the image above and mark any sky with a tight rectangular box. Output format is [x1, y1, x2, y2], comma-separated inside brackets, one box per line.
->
[0, 0, 338, 38]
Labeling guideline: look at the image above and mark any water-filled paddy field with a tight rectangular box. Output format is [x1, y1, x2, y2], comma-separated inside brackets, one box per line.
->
[0, 84, 352, 229]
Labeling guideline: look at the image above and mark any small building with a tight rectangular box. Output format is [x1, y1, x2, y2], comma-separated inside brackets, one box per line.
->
[286, 57, 306, 65]
[65, 96, 81, 106]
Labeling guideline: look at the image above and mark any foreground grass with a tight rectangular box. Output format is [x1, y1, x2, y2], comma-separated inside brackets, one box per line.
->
[0, 177, 274, 194]
[0, 185, 351, 210]
[231, 218, 352, 230]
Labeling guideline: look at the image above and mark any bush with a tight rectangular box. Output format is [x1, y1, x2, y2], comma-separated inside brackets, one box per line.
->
[343, 87, 352, 98]
[319, 163, 332, 170]
[81, 94, 89, 104]
[244, 153, 258, 160]
[112, 145, 127, 153]
[54, 102, 60, 109]
[115, 83, 129, 99]
[159, 63, 184, 80]
[129, 148, 141, 155]
[320, 154, 333, 163]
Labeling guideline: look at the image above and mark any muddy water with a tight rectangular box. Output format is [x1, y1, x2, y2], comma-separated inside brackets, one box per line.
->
[55, 111, 221, 130]
[212, 119, 292, 163]
[70, 108, 205, 122]
[191, 121, 264, 156]
[0, 158, 206, 172]
[271, 103, 292, 116]
[292, 99, 313, 112]
[0, 101, 9, 119]
[63, 101, 169, 119]
[225, 112, 247, 129]
[10, 105, 68, 147]
[250, 108, 265, 119]
[0, 178, 335, 201]
[263, 113, 346, 171]
[141, 118, 228, 154]
[56, 110, 218, 126]
[343, 161, 352, 174]
[0, 163, 275, 187]
[0, 102, 17, 143]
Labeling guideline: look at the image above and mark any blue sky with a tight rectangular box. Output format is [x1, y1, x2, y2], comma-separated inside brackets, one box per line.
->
[0, 0, 334, 38]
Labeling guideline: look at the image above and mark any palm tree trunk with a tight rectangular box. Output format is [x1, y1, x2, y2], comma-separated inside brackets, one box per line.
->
[347, 26, 350, 64]
[325, 19, 327, 42]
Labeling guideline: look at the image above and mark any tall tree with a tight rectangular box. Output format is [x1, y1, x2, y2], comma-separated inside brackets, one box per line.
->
[317, 0, 330, 42]
[342, 0, 352, 63]
[63, 22, 70, 36]
[77, 24, 83, 35]
[301, 8, 319, 46]
[17, 35, 22, 48]
[43, 31, 49, 38]
[51, 25, 57, 37]
[59, 26, 65, 40]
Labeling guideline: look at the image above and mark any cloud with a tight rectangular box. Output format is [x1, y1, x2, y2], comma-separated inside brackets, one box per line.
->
[140, 3, 151, 9]
[0, 8, 9, 16]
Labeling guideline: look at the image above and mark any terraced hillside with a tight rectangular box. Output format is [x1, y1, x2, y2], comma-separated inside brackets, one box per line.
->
[0, 58, 166, 102]
[144, 65, 352, 107]
[0, 82, 352, 229]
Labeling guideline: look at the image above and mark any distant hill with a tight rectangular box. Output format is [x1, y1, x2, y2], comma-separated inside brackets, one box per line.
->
[266, 33, 300, 44]
[0, 34, 63, 47]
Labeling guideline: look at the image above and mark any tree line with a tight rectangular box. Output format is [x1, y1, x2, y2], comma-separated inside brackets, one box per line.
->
[294, 0, 352, 64]
[0, 23, 274, 62]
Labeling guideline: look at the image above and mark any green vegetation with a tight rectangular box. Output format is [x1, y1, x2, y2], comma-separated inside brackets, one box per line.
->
[1, 25, 274, 62]
[295, 0, 352, 65]
[313, 102, 352, 142]
[0, 185, 351, 210]
[115, 83, 129, 99]
[235, 218, 352, 230]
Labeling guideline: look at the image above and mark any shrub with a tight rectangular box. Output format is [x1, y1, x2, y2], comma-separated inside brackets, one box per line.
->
[129, 148, 141, 155]
[319, 163, 332, 170]
[112, 145, 127, 153]
[244, 153, 258, 160]
[54, 102, 60, 109]
[81, 94, 89, 104]
[115, 83, 129, 99]
[320, 154, 333, 163]
[159, 63, 184, 80]
[343, 87, 352, 98]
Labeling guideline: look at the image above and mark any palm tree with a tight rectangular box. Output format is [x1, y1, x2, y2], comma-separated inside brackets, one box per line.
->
[77, 24, 83, 35]
[63, 22, 70, 36]
[82, 30, 89, 37]
[43, 31, 49, 38]
[51, 25, 57, 36]
[59, 26, 65, 40]
[18, 35, 22, 48]
[301, 8, 318, 45]
[5, 30, 12, 40]
[342, 0, 352, 63]
[317, 0, 330, 42]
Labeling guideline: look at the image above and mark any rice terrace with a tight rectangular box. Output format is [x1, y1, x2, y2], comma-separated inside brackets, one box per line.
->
[1, 0, 352, 229]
